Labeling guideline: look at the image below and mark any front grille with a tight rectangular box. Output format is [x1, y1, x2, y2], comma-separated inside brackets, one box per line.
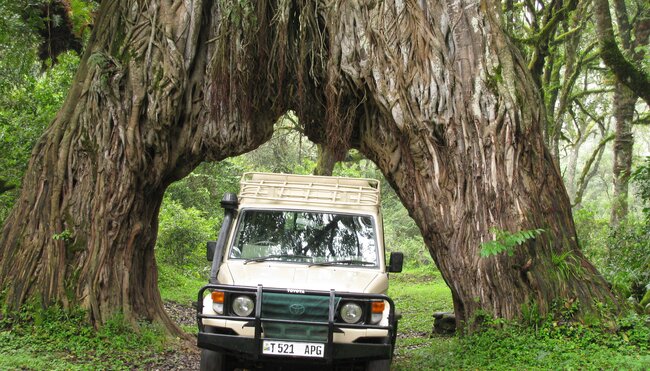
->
[261, 293, 340, 341]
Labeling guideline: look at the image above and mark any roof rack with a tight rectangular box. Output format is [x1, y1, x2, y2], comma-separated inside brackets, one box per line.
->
[239, 172, 380, 206]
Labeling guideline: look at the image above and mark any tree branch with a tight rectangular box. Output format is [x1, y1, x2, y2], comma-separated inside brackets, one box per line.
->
[573, 133, 615, 206]
[592, 0, 650, 106]
[633, 112, 650, 126]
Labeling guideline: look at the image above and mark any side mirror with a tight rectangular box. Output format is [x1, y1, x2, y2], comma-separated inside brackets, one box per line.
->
[388, 252, 404, 273]
[207, 241, 217, 261]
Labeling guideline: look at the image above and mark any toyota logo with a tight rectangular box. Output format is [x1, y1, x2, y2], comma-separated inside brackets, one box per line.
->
[289, 304, 305, 316]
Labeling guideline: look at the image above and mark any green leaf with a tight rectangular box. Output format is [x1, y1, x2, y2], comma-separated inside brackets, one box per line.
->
[480, 227, 545, 258]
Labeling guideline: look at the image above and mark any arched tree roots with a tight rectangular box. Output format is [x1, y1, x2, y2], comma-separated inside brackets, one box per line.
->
[1, 0, 617, 334]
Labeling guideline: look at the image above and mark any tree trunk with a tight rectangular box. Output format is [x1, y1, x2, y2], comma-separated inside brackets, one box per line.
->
[313, 0, 615, 327]
[566, 145, 580, 201]
[608, 0, 642, 226]
[610, 83, 635, 225]
[1, 0, 616, 333]
[0, 0, 277, 333]
[313, 145, 338, 176]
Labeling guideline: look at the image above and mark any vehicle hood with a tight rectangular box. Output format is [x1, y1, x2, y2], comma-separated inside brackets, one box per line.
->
[220, 261, 387, 294]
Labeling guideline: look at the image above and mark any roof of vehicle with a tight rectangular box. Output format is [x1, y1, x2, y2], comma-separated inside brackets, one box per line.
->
[238, 172, 381, 210]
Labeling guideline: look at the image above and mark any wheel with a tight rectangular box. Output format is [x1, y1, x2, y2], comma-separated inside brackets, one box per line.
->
[365, 359, 391, 371]
[200, 349, 226, 371]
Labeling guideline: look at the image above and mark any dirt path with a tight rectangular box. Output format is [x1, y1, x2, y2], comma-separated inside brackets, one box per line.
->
[144, 301, 200, 370]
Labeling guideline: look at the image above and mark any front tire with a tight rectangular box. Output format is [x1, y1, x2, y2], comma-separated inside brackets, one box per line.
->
[200, 349, 226, 371]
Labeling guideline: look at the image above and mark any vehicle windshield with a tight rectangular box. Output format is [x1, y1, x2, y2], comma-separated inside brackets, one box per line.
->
[229, 210, 378, 266]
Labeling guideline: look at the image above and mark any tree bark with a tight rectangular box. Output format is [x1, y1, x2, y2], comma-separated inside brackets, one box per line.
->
[608, 0, 644, 226]
[315, 0, 616, 327]
[1, 0, 616, 333]
[0, 0, 276, 333]
[610, 83, 636, 225]
[313, 145, 338, 176]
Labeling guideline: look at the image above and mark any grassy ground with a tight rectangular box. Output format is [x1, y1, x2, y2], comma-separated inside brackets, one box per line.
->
[1, 264, 648, 370]
[389, 265, 650, 370]
[157, 263, 206, 304]
[0, 306, 169, 370]
[0, 265, 204, 370]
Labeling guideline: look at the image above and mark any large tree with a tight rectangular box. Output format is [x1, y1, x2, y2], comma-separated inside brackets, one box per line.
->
[1, 0, 615, 332]
[0, 0, 278, 332]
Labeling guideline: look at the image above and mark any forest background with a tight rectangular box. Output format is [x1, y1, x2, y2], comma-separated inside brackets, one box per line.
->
[0, 0, 649, 369]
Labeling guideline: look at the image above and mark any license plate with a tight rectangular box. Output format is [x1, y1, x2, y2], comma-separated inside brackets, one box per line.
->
[262, 340, 324, 358]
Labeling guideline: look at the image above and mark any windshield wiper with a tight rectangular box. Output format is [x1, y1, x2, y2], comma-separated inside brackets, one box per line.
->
[243, 254, 311, 264]
[308, 259, 376, 267]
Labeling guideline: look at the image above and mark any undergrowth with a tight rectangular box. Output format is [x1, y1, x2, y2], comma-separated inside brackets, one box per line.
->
[390, 266, 650, 370]
[395, 316, 650, 370]
[157, 261, 207, 304]
[0, 304, 168, 370]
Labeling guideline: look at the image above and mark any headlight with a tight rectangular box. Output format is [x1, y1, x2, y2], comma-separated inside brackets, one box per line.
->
[340, 302, 363, 324]
[232, 295, 255, 317]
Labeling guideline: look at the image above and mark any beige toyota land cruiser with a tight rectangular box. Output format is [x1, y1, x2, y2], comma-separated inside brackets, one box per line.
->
[197, 173, 403, 370]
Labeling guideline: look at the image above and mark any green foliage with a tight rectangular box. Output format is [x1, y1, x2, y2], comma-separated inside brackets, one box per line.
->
[157, 262, 207, 304]
[0, 304, 167, 370]
[0, 49, 80, 223]
[520, 300, 542, 328]
[552, 250, 585, 281]
[68, 0, 98, 40]
[1, 266, 647, 370]
[632, 156, 650, 221]
[0, 2, 39, 94]
[165, 161, 241, 217]
[480, 227, 545, 257]
[0, 1, 86, 223]
[231, 114, 318, 175]
[52, 229, 73, 243]
[380, 177, 430, 267]
[576, 204, 649, 301]
[156, 196, 216, 268]
[605, 220, 650, 301]
[574, 203, 649, 308]
[389, 267, 650, 370]
[573, 206, 610, 262]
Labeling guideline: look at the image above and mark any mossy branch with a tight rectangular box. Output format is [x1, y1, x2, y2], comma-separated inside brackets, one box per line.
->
[572, 133, 615, 206]
[593, 0, 650, 106]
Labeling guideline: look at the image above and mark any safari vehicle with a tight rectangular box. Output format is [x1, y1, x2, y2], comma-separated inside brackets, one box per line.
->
[197, 172, 403, 370]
